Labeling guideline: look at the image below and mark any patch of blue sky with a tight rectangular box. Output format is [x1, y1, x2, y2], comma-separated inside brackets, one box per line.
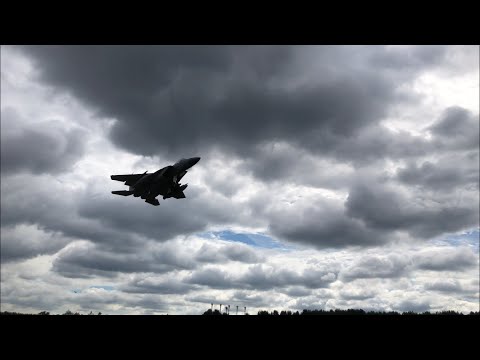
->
[197, 230, 295, 250]
[430, 228, 479, 251]
[71, 285, 115, 293]
[90, 285, 115, 291]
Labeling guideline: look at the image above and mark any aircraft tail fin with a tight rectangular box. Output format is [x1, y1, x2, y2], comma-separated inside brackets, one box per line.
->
[112, 190, 133, 196]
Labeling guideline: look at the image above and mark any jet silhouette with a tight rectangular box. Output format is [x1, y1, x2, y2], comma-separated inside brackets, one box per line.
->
[110, 157, 200, 206]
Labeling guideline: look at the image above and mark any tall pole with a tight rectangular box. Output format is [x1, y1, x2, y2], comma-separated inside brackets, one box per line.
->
[236, 306, 238, 315]
[211, 303, 213, 311]
[244, 306, 246, 315]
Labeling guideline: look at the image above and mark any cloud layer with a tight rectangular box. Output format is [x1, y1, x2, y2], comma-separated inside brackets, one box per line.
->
[1, 45, 478, 314]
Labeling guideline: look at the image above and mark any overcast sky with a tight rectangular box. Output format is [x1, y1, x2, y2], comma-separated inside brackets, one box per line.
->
[1, 45, 478, 315]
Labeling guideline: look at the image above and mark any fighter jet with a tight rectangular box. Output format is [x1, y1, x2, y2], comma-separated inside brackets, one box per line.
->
[110, 157, 200, 206]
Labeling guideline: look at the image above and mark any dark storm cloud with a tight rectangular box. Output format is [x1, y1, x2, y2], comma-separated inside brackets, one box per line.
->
[345, 181, 479, 239]
[0, 108, 86, 175]
[17, 45, 441, 162]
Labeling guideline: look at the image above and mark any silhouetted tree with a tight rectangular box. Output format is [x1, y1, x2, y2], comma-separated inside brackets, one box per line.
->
[203, 309, 223, 315]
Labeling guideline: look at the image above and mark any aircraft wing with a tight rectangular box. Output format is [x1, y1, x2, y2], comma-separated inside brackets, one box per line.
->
[110, 173, 146, 186]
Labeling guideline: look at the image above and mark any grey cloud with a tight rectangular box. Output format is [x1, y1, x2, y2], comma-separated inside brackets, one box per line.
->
[184, 295, 219, 306]
[229, 290, 273, 308]
[428, 107, 479, 151]
[395, 299, 431, 313]
[241, 105, 477, 188]
[187, 268, 232, 289]
[52, 238, 264, 279]
[339, 288, 377, 300]
[0, 224, 71, 263]
[0, 289, 60, 312]
[0, 175, 144, 251]
[77, 194, 207, 243]
[0, 170, 261, 258]
[268, 203, 386, 249]
[187, 264, 337, 291]
[52, 241, 198, 278]
[195, 243, 262, 264]
[53, 238, 262, 280]
[240, 143, 355, 189]
[341, 247, 478, 284]
[186, 291, 273, 310]
[341, 255, 410, 281]
[76, 184, 263, 245]
[413, 247, 478, 271]
[1, 107, 86, 175]
[252, 266, 337, 290]
[345, 181, 479, 239]
[73, 291, 169, 313]
[396, 153, 479, 191]
[282, 286, 313, 297]
[121, 276, 195, 295]
[424, 280, 463, 293]
[18, 45, 424, 163]
[369, 46, 448, 72]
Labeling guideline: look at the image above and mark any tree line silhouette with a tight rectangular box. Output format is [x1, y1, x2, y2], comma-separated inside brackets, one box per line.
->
[2, 308, 478, 315]
[1, 310, 102, 315]
[203, 308, 479, 315]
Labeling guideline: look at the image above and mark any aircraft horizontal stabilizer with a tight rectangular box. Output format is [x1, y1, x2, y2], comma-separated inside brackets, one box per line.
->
[112, 190, 133, 196]
[173, 191, 186, 199]
[145, 198, 160, 206]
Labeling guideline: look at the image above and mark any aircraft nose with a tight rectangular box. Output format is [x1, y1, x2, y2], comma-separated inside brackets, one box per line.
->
[191, 157, 201, 165]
